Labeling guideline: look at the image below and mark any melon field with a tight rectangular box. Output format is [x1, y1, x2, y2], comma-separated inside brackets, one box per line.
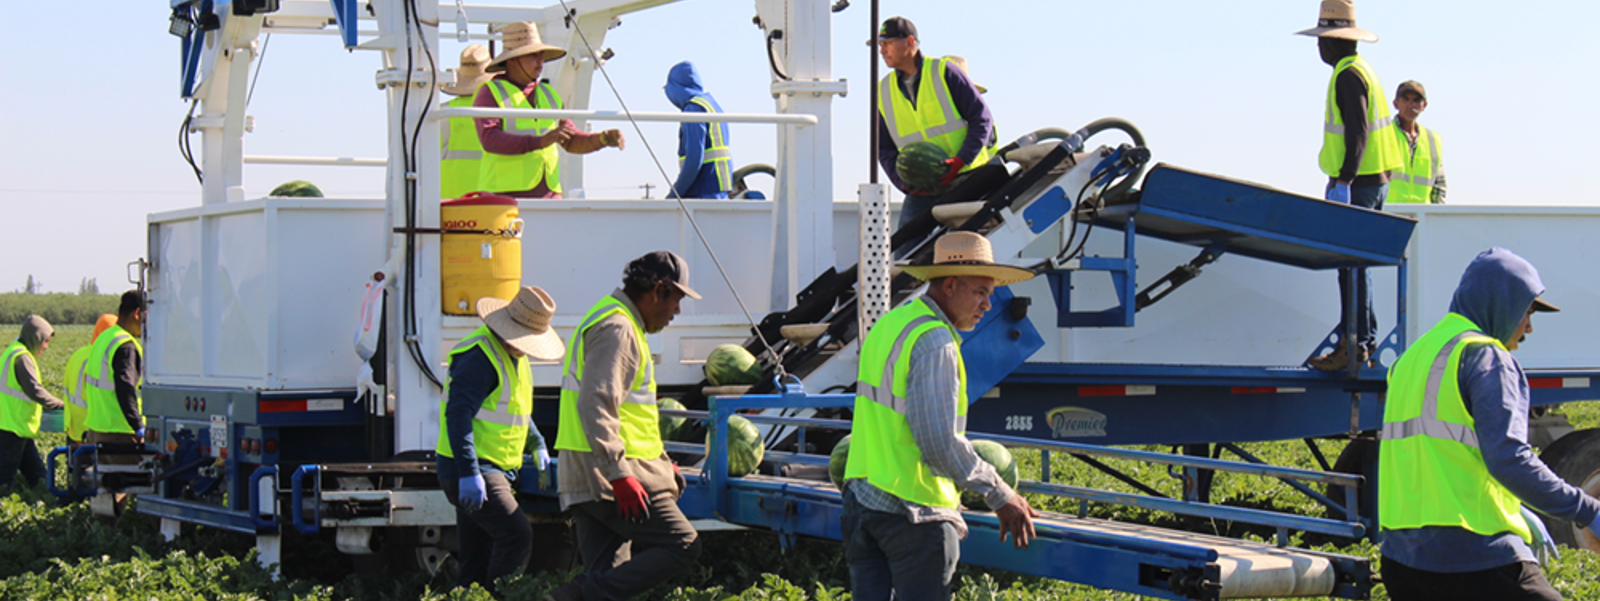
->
[7, 324, 1600, 600]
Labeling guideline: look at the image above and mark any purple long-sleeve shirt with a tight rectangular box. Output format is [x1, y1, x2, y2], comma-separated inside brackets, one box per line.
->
[875, 54, 992, 195]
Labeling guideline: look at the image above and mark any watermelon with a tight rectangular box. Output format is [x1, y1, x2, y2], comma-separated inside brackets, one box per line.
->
[705, 344, 762, 387]
[658, 397, 688, 442]
[895, 141, 950, 191]
[708, 414, 765, 477]
[960, 439, 1019, 510]
[828, 434, 851, 488]
[270, 180, 324, 197]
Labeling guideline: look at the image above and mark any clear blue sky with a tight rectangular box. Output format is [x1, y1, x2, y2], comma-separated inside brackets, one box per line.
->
[1, 1, 1595, 293]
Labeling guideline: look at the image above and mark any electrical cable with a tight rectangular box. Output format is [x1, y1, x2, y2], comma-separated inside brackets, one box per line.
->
[179, 98, 203, 185]
[399, 0, 441, 387]
[554, 0, 788, 379]
[244, 33, 271, 109]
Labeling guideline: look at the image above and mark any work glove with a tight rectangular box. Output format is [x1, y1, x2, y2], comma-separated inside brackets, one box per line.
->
[601, 129, 626, 150]
[1522, 505, 1559, 564]
[1326, 182, 1351, 204]
[355, 363, 382, 406]
[534, 446, 552, 491]
[937, 157, 968, 187]
[458, 474, 487, 513]
[610, 476, 650, 522]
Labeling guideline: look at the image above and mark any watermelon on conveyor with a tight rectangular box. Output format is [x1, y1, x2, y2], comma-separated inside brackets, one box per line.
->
[895, 141, 950, 191]
[828, 434, 851, 488]
[708, 414, 765, 477]
[960, 439, 1019, 510]
[705, 344, 762, 386]
[658, 397, 689, 442]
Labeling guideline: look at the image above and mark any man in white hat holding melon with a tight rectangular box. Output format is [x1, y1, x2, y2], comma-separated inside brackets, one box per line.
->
[473, 22, 624, 198]
[441, 44, 496, 200]
[1297, 0, 1404, 372]
[436, 285, 565, 595]
[840, 231, 1039, 601]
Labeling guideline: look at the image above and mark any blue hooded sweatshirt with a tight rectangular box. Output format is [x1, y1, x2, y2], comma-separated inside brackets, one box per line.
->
[665, 61, 731, 199]
[1382, 247, 1600, 572]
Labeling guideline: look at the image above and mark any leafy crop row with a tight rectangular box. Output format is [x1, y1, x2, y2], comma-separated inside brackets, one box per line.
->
[0, 294, 120, 325]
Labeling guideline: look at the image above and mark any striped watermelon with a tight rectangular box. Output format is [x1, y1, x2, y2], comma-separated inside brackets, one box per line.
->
[270, 180, 324, 197]
[895, 141, 949, 190]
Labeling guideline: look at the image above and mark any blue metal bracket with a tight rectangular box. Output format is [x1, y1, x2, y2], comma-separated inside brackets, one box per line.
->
[1046, 215, 1139, 328]
[289, 465, 321, 535]
[248, 466, 278, 531]
[330, 0, 359, 48]
[45, 446, 71, 498]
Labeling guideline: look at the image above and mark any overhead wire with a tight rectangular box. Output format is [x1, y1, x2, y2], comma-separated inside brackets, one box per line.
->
[552, 0, 788, 379]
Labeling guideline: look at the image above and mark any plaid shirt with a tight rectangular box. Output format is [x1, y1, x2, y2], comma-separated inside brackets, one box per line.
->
[846, 298, 1015, 538]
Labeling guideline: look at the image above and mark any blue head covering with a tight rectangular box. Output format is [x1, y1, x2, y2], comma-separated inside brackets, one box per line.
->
[664, 61, 705, 109]
[1448, 247, 1546, 345]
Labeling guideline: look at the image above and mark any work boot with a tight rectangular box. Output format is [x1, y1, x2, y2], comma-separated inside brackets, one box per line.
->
[543, 580, 582, 601]
[1309, 343, 1370, 372]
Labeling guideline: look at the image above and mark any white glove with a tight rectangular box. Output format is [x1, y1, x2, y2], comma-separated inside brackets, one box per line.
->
[535, 445, 552, 490]
[1521, 505, 1559, 564]
[355, 363, 383, 408]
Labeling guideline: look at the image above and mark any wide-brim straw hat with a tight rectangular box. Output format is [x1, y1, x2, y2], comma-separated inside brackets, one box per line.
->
[475, 286, 566, 361]
[487, 22, 567, 72]
[899, 231, 1036, 287]
[443, 44, 496, 96]
[1294, 0, 1377, 42]
[942, 55, 987, 94]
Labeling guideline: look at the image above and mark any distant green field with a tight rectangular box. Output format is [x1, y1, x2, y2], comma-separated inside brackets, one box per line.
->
[6, 326, 1600, 599]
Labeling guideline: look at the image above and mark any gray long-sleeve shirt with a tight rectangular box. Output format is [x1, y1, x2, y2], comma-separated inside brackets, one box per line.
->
[9, 352, 63, 411]
[847, 298, 1015, 538]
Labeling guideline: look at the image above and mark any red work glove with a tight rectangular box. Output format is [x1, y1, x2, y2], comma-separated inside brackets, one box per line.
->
[609, 476, 650, 522]
[937, 157, 967, 186]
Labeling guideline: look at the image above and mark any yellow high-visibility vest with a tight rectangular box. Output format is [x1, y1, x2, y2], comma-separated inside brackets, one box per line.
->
[0, 342, 44, 438]
[682, 97, 733, 192]
[441, 95, 486, 199]
[555, 296, 663, 459]
[1379, 312, 1531, 542]
[480, 79, 563, 195]
[1319, 55, 1404, 178]
[63, 345, 93, 442]
[1388, 125, 1443, 204]
[844, 298, 969, 508]
[435, 325, 533, 471]
[878, 57, 994, 176]
[84, 325, 143, 435]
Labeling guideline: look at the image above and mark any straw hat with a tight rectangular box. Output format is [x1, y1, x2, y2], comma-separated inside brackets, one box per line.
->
[487, 22, 567, 72]
[899, 231, 1035, 286]
[442, 44, 495, 96]
[475, 286, 566, 360]
[1294, 0, 1378, 42]
[942, 55, 986, 94]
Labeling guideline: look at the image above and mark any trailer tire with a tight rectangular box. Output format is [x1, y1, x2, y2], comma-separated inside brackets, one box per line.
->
[1537, 427, 1600, 551]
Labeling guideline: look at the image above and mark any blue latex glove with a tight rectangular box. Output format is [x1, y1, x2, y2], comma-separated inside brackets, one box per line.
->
[1586, 516, 1600, 544]
[1326, 182, 1351, 204]
[1522, 505, 1559, 564]
[534, 446, 552, 491]
[134, 427, 146, 440]
[458, 474, 487, 513]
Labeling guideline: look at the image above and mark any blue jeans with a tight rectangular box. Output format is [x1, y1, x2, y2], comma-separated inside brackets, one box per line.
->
[0, 430, 46, 489]
[1329, 182, 1387, 348]
[841, 486, 960, 601]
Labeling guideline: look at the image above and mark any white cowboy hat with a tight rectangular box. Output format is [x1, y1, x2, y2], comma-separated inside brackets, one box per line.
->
[1294, 0, 1378, 43]
[487, 22, 568, 72]
[442, 44, 495, 96]
[899, 231, 1035, 287]
[942, 55, 987, 94]
[475, 286, 566, 361]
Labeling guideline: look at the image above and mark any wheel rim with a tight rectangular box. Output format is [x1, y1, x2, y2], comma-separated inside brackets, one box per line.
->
[1574, 470, 1600, 552]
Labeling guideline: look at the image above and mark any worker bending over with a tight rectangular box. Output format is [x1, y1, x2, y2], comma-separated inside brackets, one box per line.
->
[437, 286, 563, 595]
[1380, 248, 1600, 601]
[545, 251, 703, 601]
[842, 232, 1038, 601]
[0, 316, 66, 488]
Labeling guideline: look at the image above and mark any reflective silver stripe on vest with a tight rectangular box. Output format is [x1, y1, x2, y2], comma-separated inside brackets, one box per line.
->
[1389, 171, 1435, 187]
[879, 60, 965, 148]
[702, 148, 732, 161]
[561, 306, 624, 392]
[860, 316, 937, 415]
[86, 337, 132, 392]
[1323, 113, 1394, 136]
[473, 406, 529, 427]
[454, 333, 521, 427]
[1387, 128, 1441, 187]
[443, 149, 483, 161]
[562, 304, 654, 401]
[1380, 331, 1485, 448]
[492, 80, 555, 137]
[0, 348, 26, 402]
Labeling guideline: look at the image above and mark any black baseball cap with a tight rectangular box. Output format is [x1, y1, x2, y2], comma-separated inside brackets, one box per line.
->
[878, 17, 917, 40]
[629, 251, 702, 300]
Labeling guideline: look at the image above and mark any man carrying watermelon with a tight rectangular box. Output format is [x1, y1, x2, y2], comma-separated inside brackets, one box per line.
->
[546, 251, 703, 601]
[474, 22, 625, 199]
[842, 232, 1040, 601]
[875, 17, 997, 228]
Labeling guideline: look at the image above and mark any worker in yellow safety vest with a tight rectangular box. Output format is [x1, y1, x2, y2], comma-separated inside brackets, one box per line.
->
[875, 17, 999, 228]
[1296, 0, 1404, 372]
[63, 314, 117, 446]
[84, 292, 147, 449]
[1378, 248, 1600, 601]
[665, 61, 734, 199]
[0, 316, 65, 488]
[545, 251, 702, 601]
[841, 232, 1039, 601]
[1387, 80, 1447, 205]
[473, 21, 624, 198]
[440, 44, 496, 200]
[435, 285, 564, 596]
